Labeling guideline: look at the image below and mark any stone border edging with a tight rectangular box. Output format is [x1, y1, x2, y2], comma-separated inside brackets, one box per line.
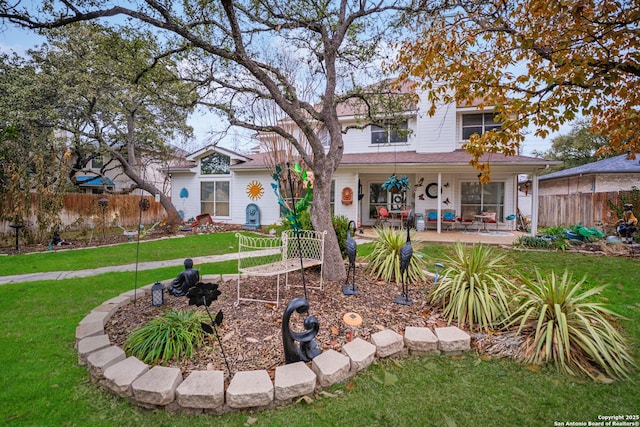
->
[76, 275, 471, 415]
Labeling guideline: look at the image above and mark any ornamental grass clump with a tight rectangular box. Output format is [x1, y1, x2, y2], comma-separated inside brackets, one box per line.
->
[429, 242, 513, 331]
[124, 309, 208, 364]
[366, 226, 426, 285]
[507, 269, 635, 381]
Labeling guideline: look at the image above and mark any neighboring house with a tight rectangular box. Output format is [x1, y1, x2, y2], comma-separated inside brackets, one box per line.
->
[516, 153, 640, 228]
[168, 88, 556, 234]
[537, 152, 640, 195]
[72, 146, 189, 196]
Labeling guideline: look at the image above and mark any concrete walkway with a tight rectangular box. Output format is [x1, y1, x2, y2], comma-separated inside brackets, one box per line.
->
[0, 253, 241, 285]
[0, 228, 523, 285]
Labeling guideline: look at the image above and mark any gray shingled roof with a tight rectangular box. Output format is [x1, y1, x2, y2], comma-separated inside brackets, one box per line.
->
[539, 153, 640, 181]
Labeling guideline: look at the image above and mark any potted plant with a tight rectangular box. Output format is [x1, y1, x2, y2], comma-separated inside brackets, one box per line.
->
[381, 174, 410, 193]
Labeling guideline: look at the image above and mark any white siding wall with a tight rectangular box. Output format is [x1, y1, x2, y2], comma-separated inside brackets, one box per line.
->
[341, 117, 418, 154]
[412, 173, 456, 217]
[170, 173, 200, 221]
[232, 171, 281, 227]
[332, 171, 359, 222]
[415, 100, 457, 153]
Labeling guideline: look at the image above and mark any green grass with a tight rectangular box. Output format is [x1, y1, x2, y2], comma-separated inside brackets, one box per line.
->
[1, 236, 639, 426]
[0, 232, 242, 275]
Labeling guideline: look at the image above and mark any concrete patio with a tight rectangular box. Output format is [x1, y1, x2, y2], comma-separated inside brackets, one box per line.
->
[355, 226, 526, 247]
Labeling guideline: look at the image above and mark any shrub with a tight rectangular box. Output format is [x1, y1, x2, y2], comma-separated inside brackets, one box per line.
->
[124, 309, 208, 364]
[365, 226, 426, 284]
[429, 242, 513, 331]
[279, 212, 350, 259]
[514, 234, 570, 252]
[279, 210, 312, 233]
[514, 235, 552, 249]
[332, 214, 351, 259]
[507, 269, 635, 380]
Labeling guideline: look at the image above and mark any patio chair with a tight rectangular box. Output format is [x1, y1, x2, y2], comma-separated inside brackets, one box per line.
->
[376, 206, 392, 227]
[484, 212, 498, 231]
[442, 209, 456, 230]
[456, 216, 474, 230]
[401, 209, 413, 229]
[426, 209, 438, 229]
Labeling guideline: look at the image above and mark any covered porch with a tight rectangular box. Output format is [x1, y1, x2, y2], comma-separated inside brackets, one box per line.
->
[336, 150, 557, 237]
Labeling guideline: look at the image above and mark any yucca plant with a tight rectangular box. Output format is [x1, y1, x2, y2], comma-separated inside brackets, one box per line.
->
[429, 242, 513, 331]
[365, 226, 426, 285]
[124, 309, 208, 365]
[508, 269, 635, 381]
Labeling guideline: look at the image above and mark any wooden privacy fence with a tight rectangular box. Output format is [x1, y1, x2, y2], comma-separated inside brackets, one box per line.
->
[538, 191, 635, 228]
[1, 193, 166, 234]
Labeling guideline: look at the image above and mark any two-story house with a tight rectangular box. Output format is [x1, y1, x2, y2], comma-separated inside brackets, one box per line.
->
[168, 89, 553, 234]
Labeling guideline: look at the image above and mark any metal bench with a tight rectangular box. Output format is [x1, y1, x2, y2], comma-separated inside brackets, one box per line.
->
[236, 230, 326, 306]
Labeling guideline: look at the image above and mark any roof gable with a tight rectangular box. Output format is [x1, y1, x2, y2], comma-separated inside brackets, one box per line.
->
[187, 145, 252, 163]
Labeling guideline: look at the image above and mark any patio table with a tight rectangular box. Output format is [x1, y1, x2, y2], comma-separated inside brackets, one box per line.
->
[474, 215, 492, 232]
[389, 210, 404, 228]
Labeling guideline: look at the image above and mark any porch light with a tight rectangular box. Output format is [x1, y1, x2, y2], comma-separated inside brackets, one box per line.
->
[151, 282, 164, 307]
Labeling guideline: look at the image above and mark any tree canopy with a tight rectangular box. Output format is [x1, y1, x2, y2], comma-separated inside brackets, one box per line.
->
[0, 53, 71, 240]
[4, 22, 200, 225]
[532, 120, 610, 173]
[0, 0, 445, 281]
[394, 0, 640, 181]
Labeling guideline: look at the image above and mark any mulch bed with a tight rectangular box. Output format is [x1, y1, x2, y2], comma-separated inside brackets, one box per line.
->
[105, 267, 452, 379]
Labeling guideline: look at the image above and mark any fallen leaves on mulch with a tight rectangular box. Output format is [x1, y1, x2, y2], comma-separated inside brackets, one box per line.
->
[105, 267, 450, 379]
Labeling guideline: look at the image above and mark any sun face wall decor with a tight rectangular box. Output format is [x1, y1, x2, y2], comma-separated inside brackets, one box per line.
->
[246, 180, 264, 200]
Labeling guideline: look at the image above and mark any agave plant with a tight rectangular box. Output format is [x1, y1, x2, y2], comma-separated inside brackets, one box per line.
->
[429, 242, 513, 331]
[365, 226, 425, 285]
[507, 269, 635, 380]
[124, 309, 208, 364]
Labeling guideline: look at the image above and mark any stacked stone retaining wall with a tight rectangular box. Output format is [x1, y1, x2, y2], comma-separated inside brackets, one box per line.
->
[76, 277, 471, 414]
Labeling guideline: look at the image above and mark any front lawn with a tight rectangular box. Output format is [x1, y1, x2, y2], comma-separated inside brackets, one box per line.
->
[0, 232, 242, 276]
[0, 237, 638, 426]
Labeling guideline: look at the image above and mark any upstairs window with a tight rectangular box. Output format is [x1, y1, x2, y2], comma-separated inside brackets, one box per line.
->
[371, 120, 409, 144]
[201, 153, 230, 175]
[91, 157, 104, 169]
[462, 113, 502, 140]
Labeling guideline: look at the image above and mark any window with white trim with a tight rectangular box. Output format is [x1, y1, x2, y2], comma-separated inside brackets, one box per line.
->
[201, 181, 230, 217]
[201, 153, 230, 175]
[462, 113, 502, 140]
[91, 157, 104, 169]
[371, 120, 409, 144]
[460, 181, 504, 220]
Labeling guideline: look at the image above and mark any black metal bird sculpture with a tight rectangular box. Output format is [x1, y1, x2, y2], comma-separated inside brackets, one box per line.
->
[342, 220, 359, 295]
[394, 212, 413, 306]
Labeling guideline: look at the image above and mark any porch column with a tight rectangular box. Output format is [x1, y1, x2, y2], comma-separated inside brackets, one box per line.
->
[437, 173, 442, 233]
[530, 173, 539, 236]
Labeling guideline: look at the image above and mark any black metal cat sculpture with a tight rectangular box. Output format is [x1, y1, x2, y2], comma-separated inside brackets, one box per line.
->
[282, 297, 322, 363]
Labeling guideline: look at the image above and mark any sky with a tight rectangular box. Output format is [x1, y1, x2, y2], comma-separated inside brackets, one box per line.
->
[0, 22, 562, 157]
[0, 24, 236, 153]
